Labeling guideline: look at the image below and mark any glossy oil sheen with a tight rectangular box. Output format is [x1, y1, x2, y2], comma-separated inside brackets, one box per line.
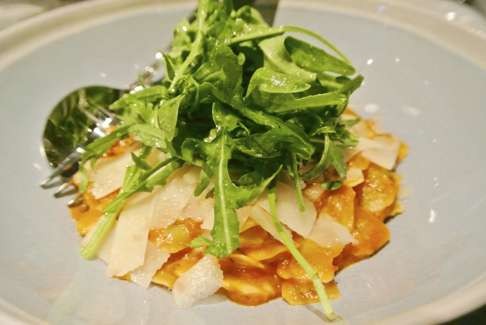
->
[0, 2, 485, 324]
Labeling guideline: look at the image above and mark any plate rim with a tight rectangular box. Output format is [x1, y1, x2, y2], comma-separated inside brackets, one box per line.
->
[0, 0, 485, 324]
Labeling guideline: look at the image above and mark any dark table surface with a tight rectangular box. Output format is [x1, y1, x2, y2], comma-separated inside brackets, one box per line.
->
[446, 305, 486, 324]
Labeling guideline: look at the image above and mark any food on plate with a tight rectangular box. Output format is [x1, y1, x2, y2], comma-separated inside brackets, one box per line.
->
[65, 0, 407, 320]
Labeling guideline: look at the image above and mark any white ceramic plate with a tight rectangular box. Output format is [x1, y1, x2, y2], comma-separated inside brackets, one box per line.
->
[0, 0, 485, 324]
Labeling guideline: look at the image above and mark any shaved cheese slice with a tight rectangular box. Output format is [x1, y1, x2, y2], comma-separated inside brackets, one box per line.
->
[180, 167, 216, 230]
[181, 167, 200, 185]
[90, 149, 134, 199]
[107, 191, 157, 277]
[346, 135, 401, 170]
[356, 136, 400, 170]
[172, 255, 223, 307]
[182, 197, 215, 230]
[350, 120, 374, 138]
[151, 166, 217, 230]
[308, 213, 357, 247]
[257, 183, 316, 237]
[196, 203, 252, 233]
[344, 167, 364, 187]
[236, 206, 252, 232]
[150, 170, 197, 229]
[250, 205, 291, 243]
[98, 229, 115, 264]
[131, 242, 169, 288]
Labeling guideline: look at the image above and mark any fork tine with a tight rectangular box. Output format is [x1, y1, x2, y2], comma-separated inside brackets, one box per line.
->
[40, 147, 85, 188]
[40, 176, 66, 189]
[54, 182, 78, 198]
[68, 194, 84, 207]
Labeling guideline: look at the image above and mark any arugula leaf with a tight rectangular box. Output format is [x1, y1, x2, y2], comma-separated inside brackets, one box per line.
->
[232, 165, 281, 206]
[317, 73, 349, 91]
[205, 133, 240, 257]
[288, 152, 305, 211]
[285, 36, 355, 76]
[168, 18, 193, 64]
[190, 235, 212, 248]
[230, 27, 284, 45]
[218, 5, 284, 44]
[246, 67, 311, 96]
[129, 124, 165, 149]
[303, 134, 349, 181]
[77, 163, 90, 193]
[163, 53, 176, 81]
[259, 36, 316, 83]
[168, 0, 211, 93]
[339, 74, 364, 96]
[204, 132, 281, 257]
[327, 139, 347, 178]
[194, 168, 211, 196]
[158, 95, 184, 142]
[110, 86, 168, 110]
[322, 180, 343, 191]
[303, 134, 331, 181]
[212, 102, 241, 132]
[235, 128, 311, 159]
[284, 25, 352, 64]
[232, 104, 315, 160]
[261, 92, 347, 115]
[81, 125, 131, 162]
[195, 45, 243, 103]
[131, 152, 151, 171]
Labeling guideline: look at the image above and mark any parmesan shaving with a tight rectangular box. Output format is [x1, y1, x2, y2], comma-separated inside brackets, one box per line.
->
[344, 167, 364, 187]
[183, 197, 215, 230]
[172, 255, 223, 307]
[347, 135, 400, 170]
[257, 183, 316, 237]
[150, 169, 197, 229]
[308, 213, 357, 247]
[359, 136, 400, 170]
[350, 120, 374, 138]
[107, 191, 158, 277]
[130, 242, 170, 288]
[236, 206, 252, 232]
[90, 149, 134, 199]
[250, 205, 281, 240]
